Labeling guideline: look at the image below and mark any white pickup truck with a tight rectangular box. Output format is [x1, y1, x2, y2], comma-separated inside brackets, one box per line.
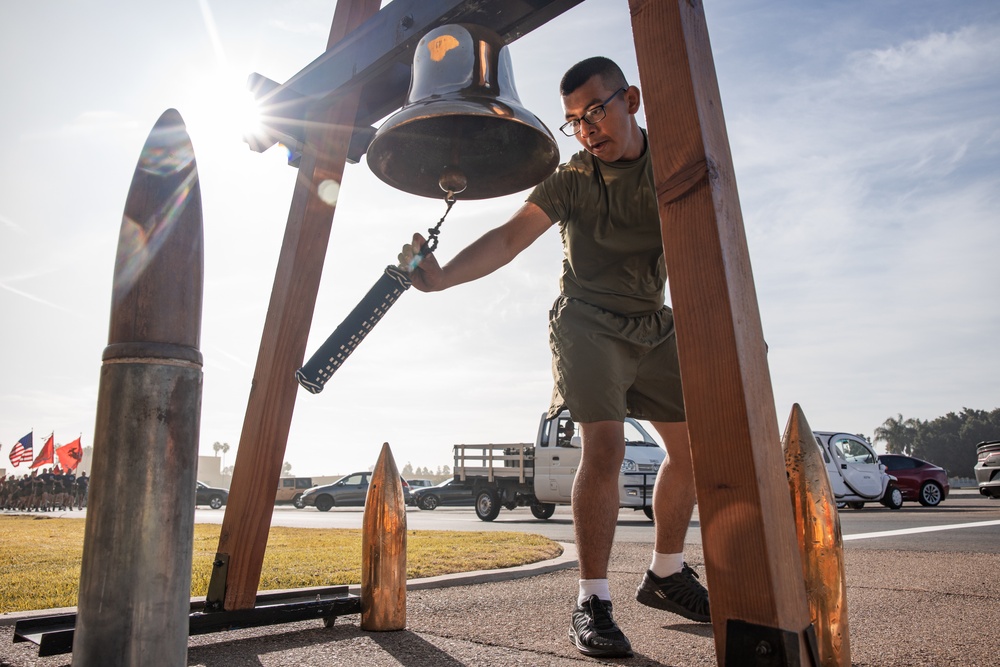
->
[453, 410, 666, 522]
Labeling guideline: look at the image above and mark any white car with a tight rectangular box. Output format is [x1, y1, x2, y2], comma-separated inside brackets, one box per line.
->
[975, 440, 1000, 498]
[813, 431, 902, 510]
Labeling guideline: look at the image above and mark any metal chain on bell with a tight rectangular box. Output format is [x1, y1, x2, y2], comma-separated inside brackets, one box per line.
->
[423, 190, 457, 255]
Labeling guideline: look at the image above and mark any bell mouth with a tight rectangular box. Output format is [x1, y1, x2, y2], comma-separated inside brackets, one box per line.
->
[366, 98, 559, 200]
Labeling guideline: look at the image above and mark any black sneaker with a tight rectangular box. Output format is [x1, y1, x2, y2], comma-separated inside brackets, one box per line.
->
[635, 563, 711, 622]
[568, 595, 634, 658]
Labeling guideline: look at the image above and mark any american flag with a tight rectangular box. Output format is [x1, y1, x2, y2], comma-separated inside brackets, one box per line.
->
[9, 432, 33, 467]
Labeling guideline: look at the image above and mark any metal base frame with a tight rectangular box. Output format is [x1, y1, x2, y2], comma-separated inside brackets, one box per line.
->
[12, 586, 360, 657]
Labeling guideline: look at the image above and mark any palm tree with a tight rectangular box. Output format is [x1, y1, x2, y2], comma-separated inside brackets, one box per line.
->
[220, 442, 230, 468]
[873, 414, 920, 455]
[213, 441, 222, 457]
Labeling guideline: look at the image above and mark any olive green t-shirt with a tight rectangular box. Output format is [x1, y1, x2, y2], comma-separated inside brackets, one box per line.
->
[526, 134, 666, 316]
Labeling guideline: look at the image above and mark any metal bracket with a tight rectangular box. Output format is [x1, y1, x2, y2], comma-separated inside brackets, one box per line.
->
[205, 552, 229, 612]
[14, 586, 360, 657]
[725, 619, 821, 667]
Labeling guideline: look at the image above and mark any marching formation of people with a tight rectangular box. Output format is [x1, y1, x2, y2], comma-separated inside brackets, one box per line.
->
[0, 467, 89, 511]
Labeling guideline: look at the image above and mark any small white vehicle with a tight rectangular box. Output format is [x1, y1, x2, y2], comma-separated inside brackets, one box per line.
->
[814, 431, 902, 510]
[453, 410, 666, 521]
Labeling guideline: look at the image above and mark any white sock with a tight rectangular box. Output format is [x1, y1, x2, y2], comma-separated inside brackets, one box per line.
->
[578, 578, 611, 605]
[649, 551, 684, 578]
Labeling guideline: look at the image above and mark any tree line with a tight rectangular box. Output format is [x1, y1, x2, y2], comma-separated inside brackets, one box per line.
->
[400, 462, 452, 480]
[873, 407, 999, 478]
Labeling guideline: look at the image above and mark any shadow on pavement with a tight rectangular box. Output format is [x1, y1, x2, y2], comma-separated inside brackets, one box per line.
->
[186, 621, 468, 667]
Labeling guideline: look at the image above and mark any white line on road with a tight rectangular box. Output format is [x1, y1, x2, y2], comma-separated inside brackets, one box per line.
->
[844, 519, 1000, 541]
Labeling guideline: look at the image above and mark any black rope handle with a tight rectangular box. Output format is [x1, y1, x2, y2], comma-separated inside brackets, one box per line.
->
[297, 192, 459, 394]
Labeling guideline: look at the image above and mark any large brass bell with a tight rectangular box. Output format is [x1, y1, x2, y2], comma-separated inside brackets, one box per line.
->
[366, 23, 559, 200]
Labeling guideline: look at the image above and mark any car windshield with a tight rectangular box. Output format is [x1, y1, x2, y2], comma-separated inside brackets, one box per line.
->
[831, 437, 876, 465]
[624, 421, 657, 446]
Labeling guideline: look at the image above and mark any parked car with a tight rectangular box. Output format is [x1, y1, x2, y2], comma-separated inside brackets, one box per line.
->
[195, 481, 229, 510]
[878, 454, 950, 507]
[406, 479, 434, 489]
[413, 479, 475, 510]
[813, 432, 901, 510]
[299, 472, 411, 511]
[975, 440, 1000, 498]
[275, 476, 313, 508]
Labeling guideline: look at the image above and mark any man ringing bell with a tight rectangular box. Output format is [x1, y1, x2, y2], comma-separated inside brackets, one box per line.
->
[403, 56, 710, 659]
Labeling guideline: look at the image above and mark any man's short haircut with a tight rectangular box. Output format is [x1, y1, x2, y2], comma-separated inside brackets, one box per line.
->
[560, 57, 628, 96]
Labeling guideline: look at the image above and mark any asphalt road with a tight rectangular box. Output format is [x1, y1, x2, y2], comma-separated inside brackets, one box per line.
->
[196, 487, 1000, 553]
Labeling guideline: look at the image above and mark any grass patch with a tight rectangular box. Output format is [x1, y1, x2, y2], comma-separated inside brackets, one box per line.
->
[0, 515, 561, 613]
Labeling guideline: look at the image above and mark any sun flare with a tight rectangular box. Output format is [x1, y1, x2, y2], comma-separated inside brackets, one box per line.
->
[175, 69, 266, 152]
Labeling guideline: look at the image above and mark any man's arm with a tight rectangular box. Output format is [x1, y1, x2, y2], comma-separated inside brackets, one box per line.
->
[407, 201, 553, 292]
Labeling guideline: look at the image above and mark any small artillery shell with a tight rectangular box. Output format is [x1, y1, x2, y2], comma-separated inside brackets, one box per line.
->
[782, 404, 851, 667]
[361, 442, 407, 631]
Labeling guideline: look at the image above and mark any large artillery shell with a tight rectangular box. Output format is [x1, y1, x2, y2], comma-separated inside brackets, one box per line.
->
[73, 109, 203, 667]
[360, 442, 407, 631]
[781, 404, 850, 667]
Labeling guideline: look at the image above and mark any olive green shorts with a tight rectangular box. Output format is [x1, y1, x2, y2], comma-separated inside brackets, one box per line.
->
[547, 296, 686, 423]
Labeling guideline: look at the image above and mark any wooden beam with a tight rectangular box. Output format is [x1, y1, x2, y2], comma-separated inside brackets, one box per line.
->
[629, 0, 813, 663]
[209, 0, 382, 612]
[246, 0, 585, 154]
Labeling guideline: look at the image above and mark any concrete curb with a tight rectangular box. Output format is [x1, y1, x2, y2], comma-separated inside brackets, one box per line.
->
[0, 542, 577, 627]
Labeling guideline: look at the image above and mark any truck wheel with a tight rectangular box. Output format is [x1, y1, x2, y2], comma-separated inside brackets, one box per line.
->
[643, 506, 654, 522]
[475, 490, 501, 522]
[530, 503, 556, 520]
[847, 501, 865, 510]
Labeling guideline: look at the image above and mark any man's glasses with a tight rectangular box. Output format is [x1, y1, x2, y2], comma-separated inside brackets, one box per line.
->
[559, 88, 627, 137]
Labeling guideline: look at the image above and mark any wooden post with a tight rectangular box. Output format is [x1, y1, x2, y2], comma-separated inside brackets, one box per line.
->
[629, 0, 814, 663]
[208, 0, 382, 611]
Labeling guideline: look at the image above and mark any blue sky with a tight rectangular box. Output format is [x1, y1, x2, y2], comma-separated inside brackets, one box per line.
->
[1, 0, 997, 477]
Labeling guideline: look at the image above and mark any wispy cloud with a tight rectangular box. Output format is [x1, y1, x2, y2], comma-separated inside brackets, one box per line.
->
[0, 280, 76, 314]
[197, 0, 228, 69]
[268, 19, 328, 37]
[19, 110, 143, 142]
[846, 24, 1000, 93]
[0, 212, 26, 234]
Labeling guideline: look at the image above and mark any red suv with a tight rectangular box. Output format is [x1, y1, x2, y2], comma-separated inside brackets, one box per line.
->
[877, 455, 950, 507]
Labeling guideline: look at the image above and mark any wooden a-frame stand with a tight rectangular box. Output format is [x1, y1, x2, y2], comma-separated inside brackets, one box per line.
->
[210, 1, 816, 663]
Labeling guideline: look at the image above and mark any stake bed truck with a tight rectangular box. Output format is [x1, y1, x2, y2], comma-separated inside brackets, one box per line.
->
[453, 410, 666, 521]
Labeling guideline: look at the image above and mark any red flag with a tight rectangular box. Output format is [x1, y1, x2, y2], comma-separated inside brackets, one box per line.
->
[30, 434, 54, 468]
[56, 438, 84, 471]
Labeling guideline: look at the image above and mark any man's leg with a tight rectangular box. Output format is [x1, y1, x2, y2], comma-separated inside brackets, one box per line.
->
[634, 420, 710, 621]
[650, 421, 696, 554]
[573, 420, 626, 580]
[568, 420, 633, 658]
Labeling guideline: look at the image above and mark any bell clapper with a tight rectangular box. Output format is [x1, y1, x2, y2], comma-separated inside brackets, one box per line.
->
[438, 166, 468, 196]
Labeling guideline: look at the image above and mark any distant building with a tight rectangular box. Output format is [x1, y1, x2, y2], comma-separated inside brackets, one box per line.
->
[198, 455, 230, 489]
